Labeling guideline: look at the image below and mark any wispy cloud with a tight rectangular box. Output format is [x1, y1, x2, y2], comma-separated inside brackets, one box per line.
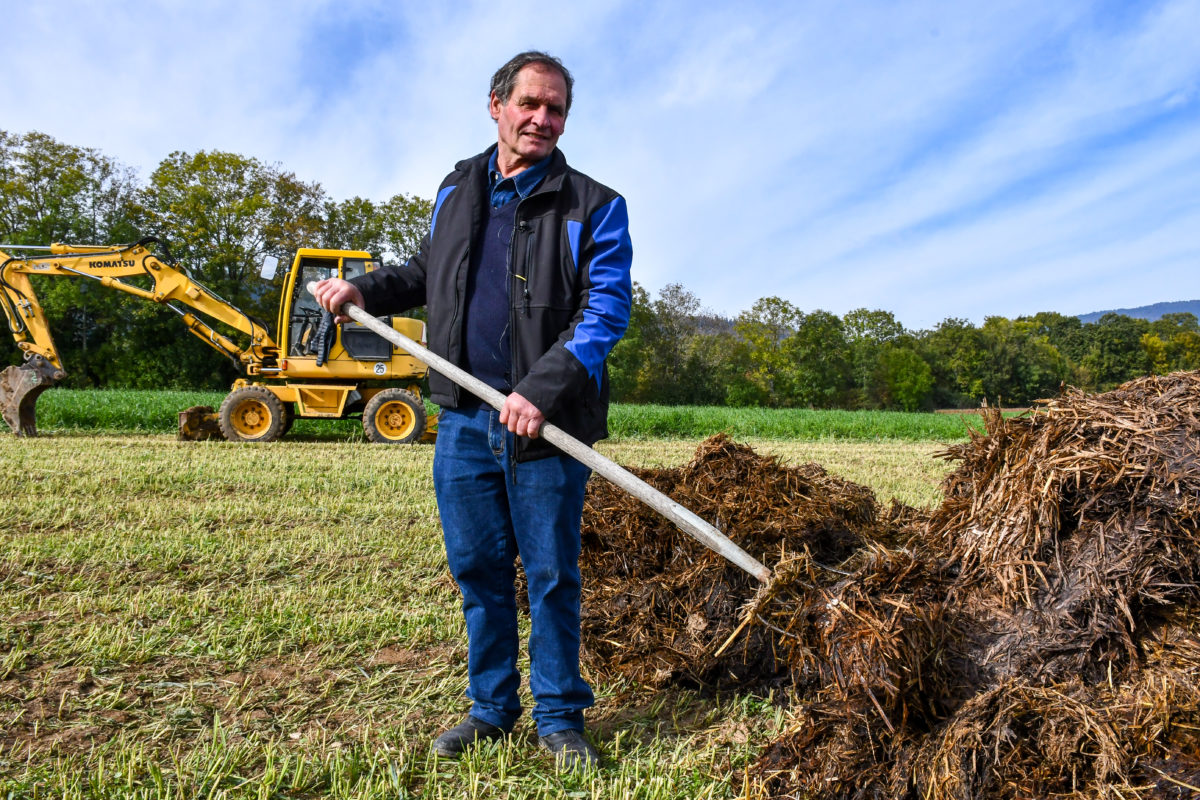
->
[2, 0, 1197, 328]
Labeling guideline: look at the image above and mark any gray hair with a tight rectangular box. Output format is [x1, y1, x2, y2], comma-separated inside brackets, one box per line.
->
[490, 51, 574, 115]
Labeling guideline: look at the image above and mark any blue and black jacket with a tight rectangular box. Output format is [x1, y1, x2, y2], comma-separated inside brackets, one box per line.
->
[350, 145, 633, 461]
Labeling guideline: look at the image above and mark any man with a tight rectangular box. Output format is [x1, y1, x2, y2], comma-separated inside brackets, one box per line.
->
[313, 51, 632, 770]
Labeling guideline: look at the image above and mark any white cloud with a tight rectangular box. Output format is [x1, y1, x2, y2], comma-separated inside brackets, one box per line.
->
[2, 0, 1197, 328]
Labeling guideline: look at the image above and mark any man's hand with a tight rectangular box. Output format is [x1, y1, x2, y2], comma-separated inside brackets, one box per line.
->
[312, 278, 365, 324]
[500, 392, 545, 439]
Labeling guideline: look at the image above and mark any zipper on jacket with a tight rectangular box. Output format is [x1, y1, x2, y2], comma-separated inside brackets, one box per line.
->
[522, 230, 534, 317]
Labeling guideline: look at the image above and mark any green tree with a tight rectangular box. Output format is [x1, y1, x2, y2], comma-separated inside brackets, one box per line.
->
[1142, 313, 1200, 373]
[1078, 313, 1151, 390]
[321, 192, 432, 264]
[141, 150, 327, 320]
[789, 310, 850, 408]
[1168, 330, 1200, 371]
[734, 296, 801, 406]
[919, 318, 987, 407]
[0, 131, 142, 382]
[844, 308, 904, 408]
[608, 282, 652, 402]
[977, 316, 1070, 405]
[0, 130, 141, 245]
[379, 193, 433, 263]
[878, 343, 933, 411]
[1018, 311, 1087, 366]
[323, 196, 384, 253]
[609, 283, 725, 404]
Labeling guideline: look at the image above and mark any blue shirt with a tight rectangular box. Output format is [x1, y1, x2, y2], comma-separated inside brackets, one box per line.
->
[488, 150, 552, 208]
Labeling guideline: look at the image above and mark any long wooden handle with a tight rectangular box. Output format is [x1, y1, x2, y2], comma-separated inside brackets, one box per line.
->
[309, 283, 772, 584]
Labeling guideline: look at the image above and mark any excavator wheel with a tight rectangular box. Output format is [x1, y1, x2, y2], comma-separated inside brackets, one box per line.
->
[0, 355, 67, 437]
[363, 388, 426, 444]
[218, 386, 287, 443]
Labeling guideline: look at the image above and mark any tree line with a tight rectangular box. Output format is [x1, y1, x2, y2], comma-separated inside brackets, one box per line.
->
[1, 130, 429, 388]
[3, 130, 1195, 407]
[610, 286, 1200, 409]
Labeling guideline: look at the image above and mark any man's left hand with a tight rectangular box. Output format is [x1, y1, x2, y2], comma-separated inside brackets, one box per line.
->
[500, 392, 545, 439]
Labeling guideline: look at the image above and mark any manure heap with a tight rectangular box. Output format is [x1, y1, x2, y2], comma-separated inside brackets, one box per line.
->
[580, 371, 1200, 799]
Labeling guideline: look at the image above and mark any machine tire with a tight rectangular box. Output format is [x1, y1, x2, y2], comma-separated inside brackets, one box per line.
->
[219, 386, 287, 443]
[363, 388, 425, 444]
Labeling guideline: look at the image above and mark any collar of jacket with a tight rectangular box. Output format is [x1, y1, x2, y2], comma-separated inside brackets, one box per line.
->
[456, 144, 570, 200]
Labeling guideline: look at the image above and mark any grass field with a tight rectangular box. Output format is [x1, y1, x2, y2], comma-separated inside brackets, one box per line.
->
[32, 389, 987, 442]
[1, 396, 960, 798]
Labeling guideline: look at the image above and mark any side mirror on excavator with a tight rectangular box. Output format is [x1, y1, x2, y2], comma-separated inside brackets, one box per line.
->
[260, 255, 279, 281]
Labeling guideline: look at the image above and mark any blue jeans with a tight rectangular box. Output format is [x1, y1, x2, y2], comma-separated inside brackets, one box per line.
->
[433, 404, 594, 735]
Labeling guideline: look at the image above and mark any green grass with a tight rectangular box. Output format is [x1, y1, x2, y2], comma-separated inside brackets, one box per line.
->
[0, 433, 955, 798]
[33, 389, 984, 441]
[607, 403, 983, 440]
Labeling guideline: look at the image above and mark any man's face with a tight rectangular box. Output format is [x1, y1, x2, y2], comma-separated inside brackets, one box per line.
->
[490, 63, 567, 176]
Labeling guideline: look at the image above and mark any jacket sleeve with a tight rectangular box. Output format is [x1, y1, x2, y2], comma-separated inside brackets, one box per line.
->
[514, 194, 633, 418]
[348, 231, 429, 316]
[348, 180, 462, 314]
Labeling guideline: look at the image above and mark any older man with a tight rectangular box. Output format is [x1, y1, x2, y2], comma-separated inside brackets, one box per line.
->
[314, 51, 632, 770]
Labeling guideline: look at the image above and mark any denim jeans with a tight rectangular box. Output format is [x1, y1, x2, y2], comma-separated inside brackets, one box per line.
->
[433, 403, 594, 735]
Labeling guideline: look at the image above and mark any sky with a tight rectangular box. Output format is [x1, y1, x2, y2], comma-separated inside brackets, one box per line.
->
[3, 0, 1199, 330]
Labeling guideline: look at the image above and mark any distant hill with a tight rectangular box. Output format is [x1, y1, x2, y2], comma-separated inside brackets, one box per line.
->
[1078, 300, 1200, 325]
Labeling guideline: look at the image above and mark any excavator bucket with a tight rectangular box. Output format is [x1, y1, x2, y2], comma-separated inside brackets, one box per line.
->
[178, 405, 222, 441]
[0, 355, 67, 437]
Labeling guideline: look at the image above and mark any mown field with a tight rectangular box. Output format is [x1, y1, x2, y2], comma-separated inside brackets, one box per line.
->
[0, 391, 970, 798]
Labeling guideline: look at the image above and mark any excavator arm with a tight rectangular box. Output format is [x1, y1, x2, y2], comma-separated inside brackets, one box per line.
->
[0, 238, 281, 435]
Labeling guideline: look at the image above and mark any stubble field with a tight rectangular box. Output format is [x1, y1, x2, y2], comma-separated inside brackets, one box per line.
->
[0, 425, 953, 798]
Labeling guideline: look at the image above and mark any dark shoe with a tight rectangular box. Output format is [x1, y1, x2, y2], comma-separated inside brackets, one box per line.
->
[539, 728, 600, 770]
[432, 716, 506, 758]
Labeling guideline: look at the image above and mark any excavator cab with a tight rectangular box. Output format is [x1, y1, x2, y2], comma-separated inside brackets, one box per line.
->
[275, 250, 414, 372]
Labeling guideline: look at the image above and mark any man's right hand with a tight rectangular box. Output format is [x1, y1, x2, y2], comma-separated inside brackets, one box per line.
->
[312, 278, 365, 324]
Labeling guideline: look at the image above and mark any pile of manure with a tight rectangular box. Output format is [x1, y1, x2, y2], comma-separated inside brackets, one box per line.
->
[578, 433, 884, 689]
[579, 371, 1200, 799]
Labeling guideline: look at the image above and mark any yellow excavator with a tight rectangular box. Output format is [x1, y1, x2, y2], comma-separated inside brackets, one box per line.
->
[0, 238, 432, 443]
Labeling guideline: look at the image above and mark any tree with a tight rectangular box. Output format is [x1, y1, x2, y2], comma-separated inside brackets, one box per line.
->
[608, 282, 652, 402]
[321, 192, 432, 264]
[379, 193, 433, 263]
[878, 343, 933, 411]
[789, 310, 850, 408]
[920, 318, 987, 407]
[1078, 314, 1151, 390]
[0, 131, 142, 382]
[734, 297, 801, 406]
[0, 130, 140, 245]
[1142, 313, 1200, 374]
[844, 308, 904, 408]
[323, 196, 384, 253]
[141, 150, 326, 321]
[606, 282, 726, 405]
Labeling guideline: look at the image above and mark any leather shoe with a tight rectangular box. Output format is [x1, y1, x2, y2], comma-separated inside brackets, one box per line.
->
[539, 728, 600, 770]
[432, 716, 507, 757]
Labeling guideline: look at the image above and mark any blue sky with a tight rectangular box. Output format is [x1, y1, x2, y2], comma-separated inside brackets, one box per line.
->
[3, 1, 1198, 329]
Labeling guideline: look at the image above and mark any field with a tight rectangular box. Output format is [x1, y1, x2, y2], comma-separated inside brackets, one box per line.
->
[32, 389, 986, 442]
[1, 392, 964, 797]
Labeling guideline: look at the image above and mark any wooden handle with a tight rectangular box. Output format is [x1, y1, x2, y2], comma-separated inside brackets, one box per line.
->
[309, 282, 772, 583]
